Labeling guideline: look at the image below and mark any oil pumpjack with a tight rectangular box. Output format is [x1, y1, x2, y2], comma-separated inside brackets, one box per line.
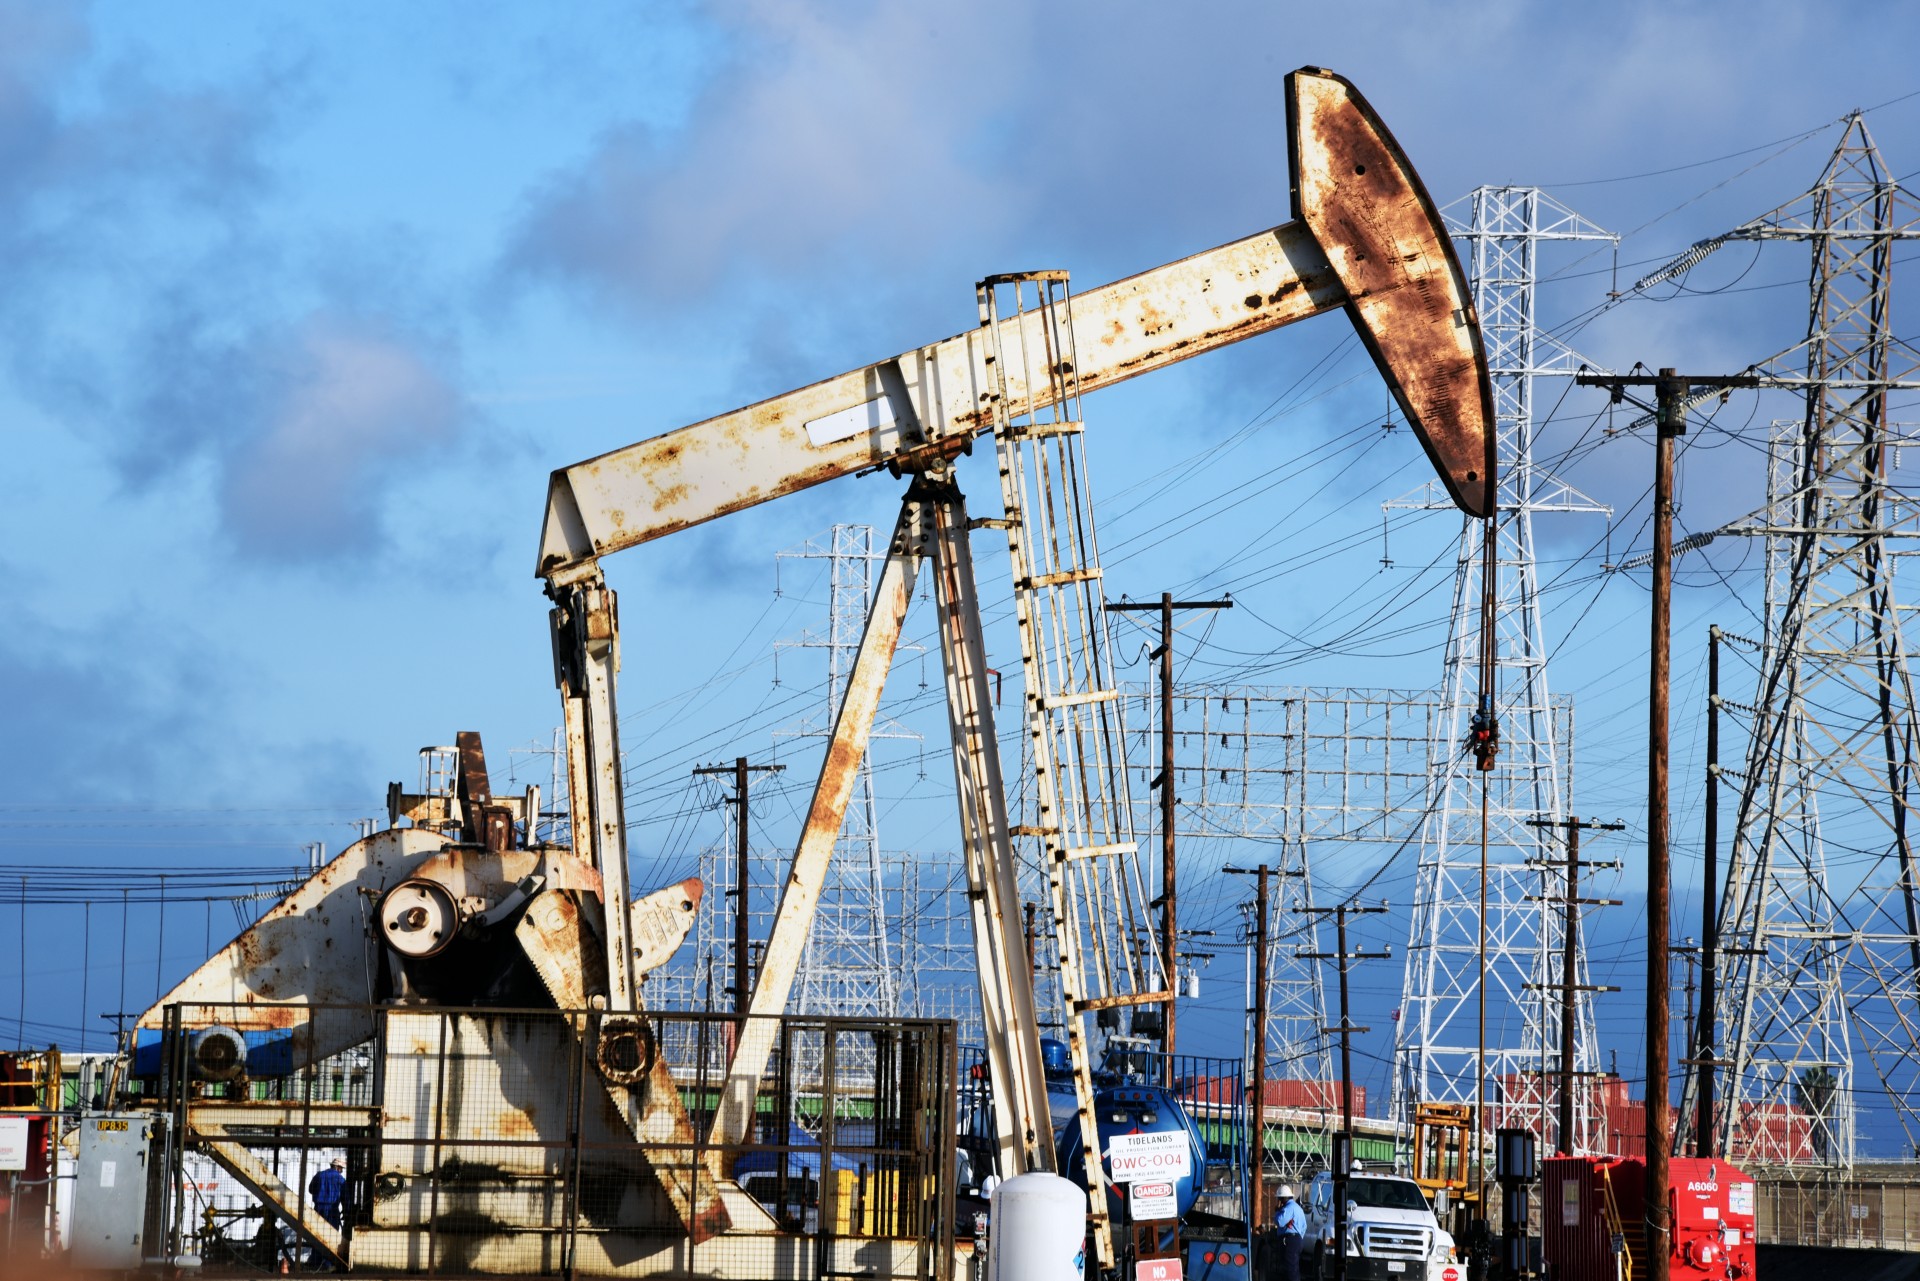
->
[129, 69, 1492, 1278]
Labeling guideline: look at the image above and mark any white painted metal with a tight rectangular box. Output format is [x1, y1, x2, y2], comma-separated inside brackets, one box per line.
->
[525, 71, 1496, 1260]
[552, 580, 639, 1009]
[776, 525, 908, 1032]
[987, 1173, 1090, 1281]
[924, 472, 1059, 1180]
[537, 222, 1346, 571]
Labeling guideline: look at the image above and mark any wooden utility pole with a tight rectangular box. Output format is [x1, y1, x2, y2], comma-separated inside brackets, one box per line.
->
[693, 757, 785, 1014]
[1301, 902, 1389, 1281]
[1526, 816, 1624, 1154]
[1106, 593, 1230, 1068]
[1577, 367, 1754, 1281]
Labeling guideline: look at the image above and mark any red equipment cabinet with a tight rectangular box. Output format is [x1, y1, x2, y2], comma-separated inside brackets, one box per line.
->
[1541, 1155, 1755, 1280]
[1669, 1156, 1757, 1279]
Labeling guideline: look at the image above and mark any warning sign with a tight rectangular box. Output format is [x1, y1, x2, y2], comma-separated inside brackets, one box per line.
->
[1130, 1180, 1179, 1222]
[1107, 1131, 1192, 1183]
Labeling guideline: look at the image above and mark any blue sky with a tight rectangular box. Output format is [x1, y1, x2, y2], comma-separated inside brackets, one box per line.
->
[4, 1, 1920, 1138]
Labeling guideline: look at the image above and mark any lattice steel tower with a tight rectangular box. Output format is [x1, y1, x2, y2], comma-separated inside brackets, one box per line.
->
[777, 525, 905, 1021]
[1700, 116, 1920, 1166]
[1390, 188, 1613, 1154]
[1124, 686, 1332, 1086]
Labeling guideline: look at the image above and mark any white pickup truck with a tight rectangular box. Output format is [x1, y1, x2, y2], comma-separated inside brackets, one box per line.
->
[1303, 1169, 1462, 1281]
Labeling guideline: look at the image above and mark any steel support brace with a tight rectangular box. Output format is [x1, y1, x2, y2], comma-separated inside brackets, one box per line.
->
[707, 488, 932, 1152]
[551, 576, 638, 1009]
[923, 473, 1060, 1182]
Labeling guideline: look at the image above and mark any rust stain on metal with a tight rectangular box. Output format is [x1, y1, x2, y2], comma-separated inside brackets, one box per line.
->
[626, 1040, 733, 1241]
[1289, 68, 1494, 518]
[492, 1109, 541, 1145]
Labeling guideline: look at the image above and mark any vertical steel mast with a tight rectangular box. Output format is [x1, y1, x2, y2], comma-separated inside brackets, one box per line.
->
[1391, 188, 1613, 1154]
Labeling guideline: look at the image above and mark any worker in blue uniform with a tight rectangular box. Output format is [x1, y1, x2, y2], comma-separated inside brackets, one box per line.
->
[309, 1156, 347, 1228]
[1274, 1184, 1307, 1281]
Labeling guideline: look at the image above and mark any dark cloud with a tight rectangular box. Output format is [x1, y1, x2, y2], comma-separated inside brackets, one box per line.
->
[503, 4, 1016, 308]
[0, 3, 484, 568]
[0, 1, 286, 264]
[497, 0, 1915, 321]
[491, 0, 1920, 472]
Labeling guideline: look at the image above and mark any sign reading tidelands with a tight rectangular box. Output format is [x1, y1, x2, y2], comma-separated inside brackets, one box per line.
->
[1106, 1131, 1191, 1183]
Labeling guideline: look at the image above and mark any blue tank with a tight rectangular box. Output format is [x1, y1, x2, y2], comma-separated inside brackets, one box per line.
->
[1040, 1038, 1080, 1139]
[1055, 1082, 1209, 1225]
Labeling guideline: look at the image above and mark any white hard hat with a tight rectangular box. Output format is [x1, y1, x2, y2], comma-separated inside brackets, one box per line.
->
[1277, 1184, 1294, 1199]
[331, 1157, 345, 1168]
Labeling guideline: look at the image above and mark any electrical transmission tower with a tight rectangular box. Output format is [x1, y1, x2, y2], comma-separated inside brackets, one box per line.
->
[1700, 116, 1920, 1166]
[776, 525, 911, 1023]
[1123, 686, 1332, 1087]
[1390, 188, 1614, 1154]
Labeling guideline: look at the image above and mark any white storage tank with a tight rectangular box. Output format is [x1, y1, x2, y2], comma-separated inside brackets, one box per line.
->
[988, 1172, 1088, 1281]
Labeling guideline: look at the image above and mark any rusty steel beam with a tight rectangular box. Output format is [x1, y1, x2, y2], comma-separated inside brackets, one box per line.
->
[536, 69, 1492, 584]
[550, 579, 639, 1009]
[706, 488, 931, 1153]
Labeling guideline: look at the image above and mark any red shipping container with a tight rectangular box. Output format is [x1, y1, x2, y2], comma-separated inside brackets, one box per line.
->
[1543, 1155, 1642, 1280]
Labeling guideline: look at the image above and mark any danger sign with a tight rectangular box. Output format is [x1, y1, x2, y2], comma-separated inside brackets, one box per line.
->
[1131, 1180, 1179, 1222]
[1107, 1131, 1192, 1182]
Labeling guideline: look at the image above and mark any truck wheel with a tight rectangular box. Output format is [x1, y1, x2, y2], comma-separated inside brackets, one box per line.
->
[1309, 1245, 1326, 1281]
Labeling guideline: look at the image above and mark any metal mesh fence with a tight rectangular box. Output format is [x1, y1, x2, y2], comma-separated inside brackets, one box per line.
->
[1754, 1174, 1920, 1250]
[152, 1003, 956, 1279]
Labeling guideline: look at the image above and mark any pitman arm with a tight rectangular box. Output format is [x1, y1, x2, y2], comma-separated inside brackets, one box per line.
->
[538, 68, 1495, 586]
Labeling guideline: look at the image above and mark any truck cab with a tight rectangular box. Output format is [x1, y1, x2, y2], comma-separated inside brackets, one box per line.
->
[1304, 1168, 1461, 1281]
